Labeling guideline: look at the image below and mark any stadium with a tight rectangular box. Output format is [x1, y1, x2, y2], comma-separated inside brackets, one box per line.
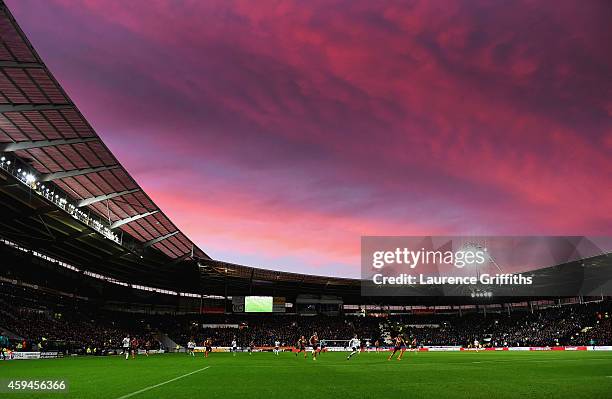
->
[1, 1, 612, 398]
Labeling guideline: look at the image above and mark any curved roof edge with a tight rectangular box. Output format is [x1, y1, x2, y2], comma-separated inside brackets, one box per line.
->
[0, 1, 209, 261]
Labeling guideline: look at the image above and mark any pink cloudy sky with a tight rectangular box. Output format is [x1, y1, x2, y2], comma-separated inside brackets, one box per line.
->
[7, 0, 612, 277]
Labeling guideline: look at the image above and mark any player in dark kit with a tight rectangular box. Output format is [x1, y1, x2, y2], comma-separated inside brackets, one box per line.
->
[309, 332, 320, 361]
[144, 340, 151, 357]
[130, 337, 139, 359]
[248, 340, 255, 355]
[204, 338, 212, 358]
[295, 336, 307, 358]
[388, 335, 406, 361]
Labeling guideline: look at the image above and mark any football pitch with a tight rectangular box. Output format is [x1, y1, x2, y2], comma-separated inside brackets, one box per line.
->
[2, 351, 612, 398]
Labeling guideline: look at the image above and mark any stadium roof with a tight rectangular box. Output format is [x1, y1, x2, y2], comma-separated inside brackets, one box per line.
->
[197, 253, 612, 303]
[0, 2, 209, 262]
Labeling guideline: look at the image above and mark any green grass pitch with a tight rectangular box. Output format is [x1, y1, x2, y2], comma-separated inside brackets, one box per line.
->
[2, 351, 612, 398]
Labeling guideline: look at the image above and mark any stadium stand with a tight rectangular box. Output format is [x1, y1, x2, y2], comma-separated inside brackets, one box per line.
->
[2, 264, 611, 354]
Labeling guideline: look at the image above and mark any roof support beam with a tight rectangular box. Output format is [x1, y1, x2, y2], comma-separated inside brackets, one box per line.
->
[166, 252, 192, 266]
[143, 231, 179, 248]
[0, 181, 19, 188]
[0, 104, 72, 113]
[0, 204, 56, 223]
[0, 60, 44, 68]
[0, 137, 98, 152]
[40, 165, 120, 182]
[110, 210, 158, 229]
[40, 230, 94, 250]
[99, 248, 130, 263]
[77, 188, 140, 208]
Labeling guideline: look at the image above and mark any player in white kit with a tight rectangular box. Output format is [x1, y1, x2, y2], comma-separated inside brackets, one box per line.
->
[231, 338, 237, 356]
[273, 340, 281, 356]
[122, 336, 130, 360]
[347, 334, 360, 360]
[187, 339, 196, 356]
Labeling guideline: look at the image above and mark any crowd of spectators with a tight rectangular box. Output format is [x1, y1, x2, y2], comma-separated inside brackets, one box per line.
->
[168, 301, 612, 348]
[2, 281, 611, 354]
[0, 285, 158, 354]
[4, 308, 159, 354]
[170, 314, 381, 347]
[378, 301, 612, 347]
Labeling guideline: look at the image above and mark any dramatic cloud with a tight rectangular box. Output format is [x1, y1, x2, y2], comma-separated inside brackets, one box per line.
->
[7, 0, 612, 277]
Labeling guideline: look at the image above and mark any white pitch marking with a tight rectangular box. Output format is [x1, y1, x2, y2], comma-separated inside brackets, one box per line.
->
[115, 366, 211, 399]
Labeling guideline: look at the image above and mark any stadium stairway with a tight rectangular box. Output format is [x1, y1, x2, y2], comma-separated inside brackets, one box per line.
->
[0, 299, 16, 320]
[154, 332, 178, 352]
[0, 300, 21, 339]
[0, 326, 21, 340]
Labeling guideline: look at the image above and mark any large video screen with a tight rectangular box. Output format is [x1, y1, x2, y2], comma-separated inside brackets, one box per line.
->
[244, 296, 273, 312]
